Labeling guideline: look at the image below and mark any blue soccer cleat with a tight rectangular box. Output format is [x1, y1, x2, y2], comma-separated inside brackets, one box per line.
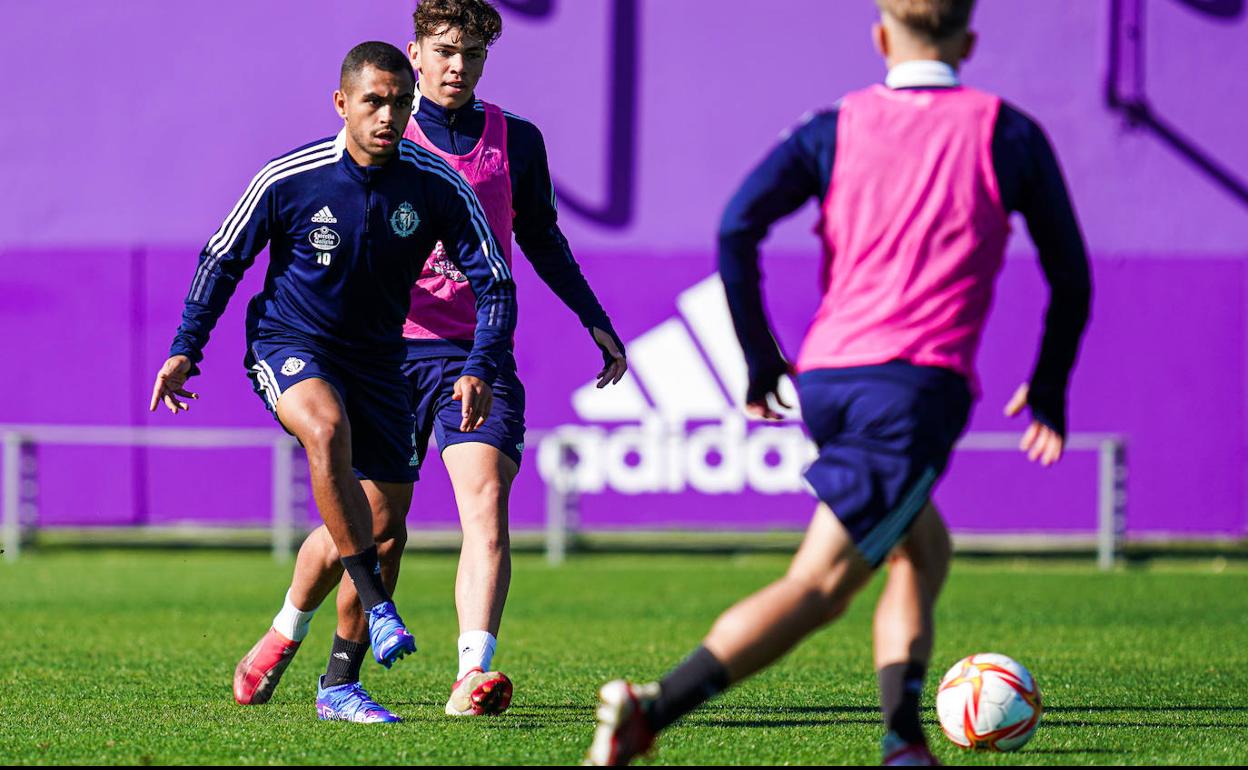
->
[367, 600, 416, 668]
[315, 676, 402, 723]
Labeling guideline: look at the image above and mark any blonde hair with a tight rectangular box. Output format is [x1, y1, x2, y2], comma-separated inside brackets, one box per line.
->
[875, 0, 976, 40]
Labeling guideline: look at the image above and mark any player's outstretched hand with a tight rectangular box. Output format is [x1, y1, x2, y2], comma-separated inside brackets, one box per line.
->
[745, 371, 790, 422]
[1004, 383, 1064, 467]
[591, 327, 628, 388]
[453, 375, 494, 432]
[149, 355, 198, 415]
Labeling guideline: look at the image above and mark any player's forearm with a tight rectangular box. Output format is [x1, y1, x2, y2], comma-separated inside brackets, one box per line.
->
[1027, 280, 1091, 436]
[462, 285, 518, 384]
[168, 275, 242, 368]
[719, 235, 789, 382]
[520, 230, 612, 330]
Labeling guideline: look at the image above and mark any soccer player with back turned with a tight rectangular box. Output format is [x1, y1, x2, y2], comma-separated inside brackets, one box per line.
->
[150, 42, 515, 723]
[585, 0, 1091, 764]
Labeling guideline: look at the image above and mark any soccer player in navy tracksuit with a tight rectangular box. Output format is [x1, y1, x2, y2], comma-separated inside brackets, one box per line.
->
[233, 0, 629, 720]
[586, 0, 1091, 764]
[150, 42, 516, 723]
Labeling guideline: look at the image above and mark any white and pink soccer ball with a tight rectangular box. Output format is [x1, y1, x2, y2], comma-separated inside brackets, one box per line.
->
[935, 653, 1042, 752]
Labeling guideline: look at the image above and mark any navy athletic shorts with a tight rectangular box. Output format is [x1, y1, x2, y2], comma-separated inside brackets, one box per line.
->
[403, 351, 526, 473]
[796, 361, 971, 568]
[244, 336, 419, 484]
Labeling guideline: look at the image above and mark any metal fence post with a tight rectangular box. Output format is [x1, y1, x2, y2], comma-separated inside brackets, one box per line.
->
[1097, 438, 1127, 571]
[271, 436, 294, 562]
[546, 440, 578, 565]
[3, 432, 23, 562]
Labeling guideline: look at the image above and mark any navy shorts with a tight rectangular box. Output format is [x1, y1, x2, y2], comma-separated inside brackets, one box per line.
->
[403, 352, 526, 473]
[797, 361, 971, 568]
[245, 337, 419, 484]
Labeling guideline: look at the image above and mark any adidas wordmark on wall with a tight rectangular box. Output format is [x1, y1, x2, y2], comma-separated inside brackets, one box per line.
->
[536, 276, 815, 495]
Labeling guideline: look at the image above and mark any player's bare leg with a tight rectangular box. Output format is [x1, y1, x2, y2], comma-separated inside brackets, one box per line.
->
[275, 379, 376, 557]
[704, 503, 874, 679]
[234, 384, 414, 706]
[873, 503, 952, 764]
[441, 442, 519, 715]
[332, 480, 413, 643]
[587, 505, 875, 765]
[312, 480, 412, 723]
[874, 503, 951, 667]
[233, 524, 342, 705]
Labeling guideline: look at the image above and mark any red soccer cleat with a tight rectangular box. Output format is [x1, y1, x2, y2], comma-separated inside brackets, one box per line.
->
[233, 628, 301, 705]
[445, 667, 514, 716]
[584, 680, 660, 766]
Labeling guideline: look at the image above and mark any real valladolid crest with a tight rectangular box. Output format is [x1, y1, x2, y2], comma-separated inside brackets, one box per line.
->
[536, 276, 816, 495]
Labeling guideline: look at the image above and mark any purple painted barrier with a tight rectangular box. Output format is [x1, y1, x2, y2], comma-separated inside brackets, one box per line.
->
[1, 1, 1246, 536]
[1, 248, 1244, 536]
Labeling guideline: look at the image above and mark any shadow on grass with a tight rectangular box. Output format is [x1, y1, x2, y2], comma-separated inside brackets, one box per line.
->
[1016, 748, 1118, 755]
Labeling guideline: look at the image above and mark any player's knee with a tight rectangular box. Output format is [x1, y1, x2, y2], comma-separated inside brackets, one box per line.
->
[809, 582, 854, 622]
[462, 476, 506, 512]
[790, 563, 867, 620]
[374, 517, 408, 546]
[303, 418, 350, 466]
[377, 529, 407, 559]
[463, 524, 509, 557]
[898, 522, 952, 575]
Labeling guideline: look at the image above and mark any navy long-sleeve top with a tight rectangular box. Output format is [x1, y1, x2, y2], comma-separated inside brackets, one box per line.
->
[718, 82, 1091, 435]
[170, 135, 517, 384]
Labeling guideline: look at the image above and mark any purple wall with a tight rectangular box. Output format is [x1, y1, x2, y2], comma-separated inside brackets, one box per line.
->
[1, 1, 1245, 536]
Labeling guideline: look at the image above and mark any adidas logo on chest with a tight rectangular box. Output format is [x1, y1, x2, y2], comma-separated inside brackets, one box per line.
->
[311, 206, 337, 224]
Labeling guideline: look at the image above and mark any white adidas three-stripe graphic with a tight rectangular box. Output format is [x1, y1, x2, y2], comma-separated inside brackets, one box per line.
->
[192, 135, 347, 301]
[311, 206, 337, 223]
[570, 275, 799, 422]
[250, 359, 283, 410]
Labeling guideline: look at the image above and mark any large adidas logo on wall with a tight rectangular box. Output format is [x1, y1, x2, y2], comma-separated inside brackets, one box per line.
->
[536, 275, 815, 495]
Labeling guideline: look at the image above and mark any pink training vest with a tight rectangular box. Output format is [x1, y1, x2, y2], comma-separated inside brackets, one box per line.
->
[796, 85, 1010, 393]
[403, 101, 514, 341]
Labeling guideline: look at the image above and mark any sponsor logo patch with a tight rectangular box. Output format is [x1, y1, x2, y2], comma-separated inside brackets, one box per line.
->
[309, 226, 340, 250]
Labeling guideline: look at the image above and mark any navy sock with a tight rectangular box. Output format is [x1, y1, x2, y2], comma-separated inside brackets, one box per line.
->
[323, 634, 369, 687]
[340, 545, 389, 611]
[646, 646, 731, 731]
[879, 661, 928, 744]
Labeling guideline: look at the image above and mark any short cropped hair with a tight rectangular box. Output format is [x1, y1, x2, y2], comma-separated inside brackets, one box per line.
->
[413, 0, 504, 47]
[876, 0, 977, 41]
[340, 41, 415, 89]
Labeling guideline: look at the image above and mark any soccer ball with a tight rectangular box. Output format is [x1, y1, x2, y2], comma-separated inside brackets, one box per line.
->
[935, 653, 1042, 751]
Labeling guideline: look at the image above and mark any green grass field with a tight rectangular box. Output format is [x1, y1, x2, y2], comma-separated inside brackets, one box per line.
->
[1, 550, 1246, 765]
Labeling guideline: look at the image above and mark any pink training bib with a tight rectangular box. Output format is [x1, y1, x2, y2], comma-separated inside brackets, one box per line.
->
[796, 85, 1010, 393]
[403, 101, 514, 341]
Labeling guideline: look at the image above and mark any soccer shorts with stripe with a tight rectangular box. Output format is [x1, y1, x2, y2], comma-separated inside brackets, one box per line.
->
[244, 336, 419, 484]
[403, 350, 526, 473]
[796, 361, 971, 568]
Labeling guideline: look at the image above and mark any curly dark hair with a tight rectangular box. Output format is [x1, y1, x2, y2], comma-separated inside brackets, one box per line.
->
[876, 0, 977, 41]
[413, 0, 504, 47]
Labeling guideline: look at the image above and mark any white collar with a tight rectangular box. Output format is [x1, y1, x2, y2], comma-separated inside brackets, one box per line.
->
[885, 60, 960, 89]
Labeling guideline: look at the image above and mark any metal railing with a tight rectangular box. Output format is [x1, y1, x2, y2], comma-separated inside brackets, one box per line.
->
[542, 431, 1128, 570]
[0, 424, 300, 563]
[1, 425, 1126, 571]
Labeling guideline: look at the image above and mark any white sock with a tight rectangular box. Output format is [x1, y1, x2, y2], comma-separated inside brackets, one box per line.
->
[271, 589, 317, 643]
[457, 630, 497, 678]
